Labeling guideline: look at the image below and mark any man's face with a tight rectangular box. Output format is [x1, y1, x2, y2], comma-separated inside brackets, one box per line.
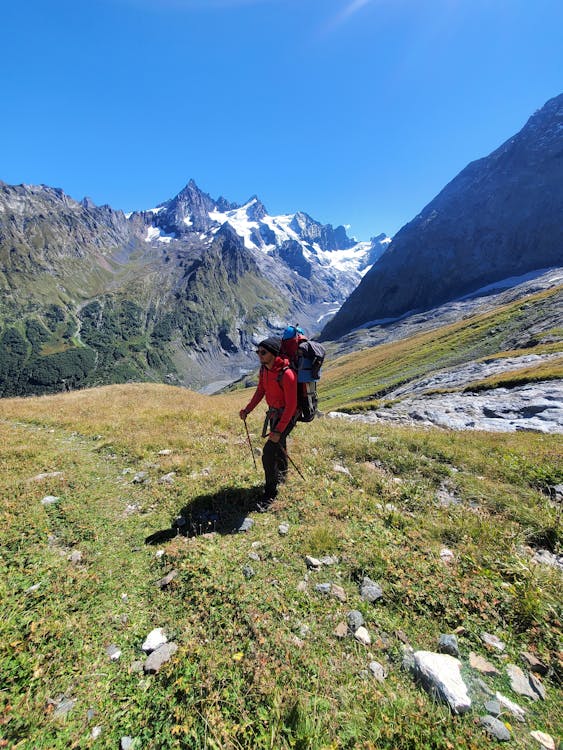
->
[256, 347, 275, 367]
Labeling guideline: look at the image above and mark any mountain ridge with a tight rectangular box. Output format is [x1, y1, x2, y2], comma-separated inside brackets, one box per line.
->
[320, 93, 563, 341]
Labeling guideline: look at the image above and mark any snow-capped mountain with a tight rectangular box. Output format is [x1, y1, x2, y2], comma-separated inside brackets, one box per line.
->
[139, 180, 389, 295]
[0, 177, 388, 396]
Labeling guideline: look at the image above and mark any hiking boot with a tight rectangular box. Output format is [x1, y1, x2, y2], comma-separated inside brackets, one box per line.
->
[255, 490, 277, 513]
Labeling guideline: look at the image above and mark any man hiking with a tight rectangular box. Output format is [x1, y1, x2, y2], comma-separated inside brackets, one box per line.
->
[239, 336, 298, 510]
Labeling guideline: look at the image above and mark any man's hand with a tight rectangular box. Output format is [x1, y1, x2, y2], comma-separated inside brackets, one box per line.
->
[268, 430, 281, 443]
[239, 409, 248, 420]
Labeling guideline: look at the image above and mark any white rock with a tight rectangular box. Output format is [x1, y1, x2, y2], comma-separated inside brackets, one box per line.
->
[495, 691, 527, 722]
[91, 726, 103, 739]
[41, 495, 60, 505]
[530, 730, 556, 749]
[368, 661, 386, 681]
[333, 463, 352, 476]
[413, 651, 471, 714]
[305, 556, 322, 569]
[354, 626, 371, 646]
[158, 449, 173, 455]
[481, 632, 506, 651]
[142, 627, 168, 653]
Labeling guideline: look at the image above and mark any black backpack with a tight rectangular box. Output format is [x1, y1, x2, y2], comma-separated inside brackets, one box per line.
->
[279, 326, 326, 422]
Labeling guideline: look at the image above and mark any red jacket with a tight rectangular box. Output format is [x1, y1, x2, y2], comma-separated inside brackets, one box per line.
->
[244, 356, 298, 434]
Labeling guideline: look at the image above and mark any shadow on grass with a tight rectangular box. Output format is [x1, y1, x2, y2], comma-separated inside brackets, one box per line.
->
[144, 485, 262, 544]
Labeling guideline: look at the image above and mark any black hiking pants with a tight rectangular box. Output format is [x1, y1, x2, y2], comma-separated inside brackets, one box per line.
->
[262, 418, 296, 499]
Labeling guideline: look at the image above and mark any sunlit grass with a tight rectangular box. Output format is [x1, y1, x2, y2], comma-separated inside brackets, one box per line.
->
[1, 383, 561, 748]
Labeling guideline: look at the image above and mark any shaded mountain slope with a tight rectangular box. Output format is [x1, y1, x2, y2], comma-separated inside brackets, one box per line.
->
[321, 94, 563, 341]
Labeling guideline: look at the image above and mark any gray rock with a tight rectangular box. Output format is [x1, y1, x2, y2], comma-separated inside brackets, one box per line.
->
[156, 569, 178, 589]
[106, 644, 122, 661]
[248, 552, 261, 562]
[132, 471, 148, 483]
[529, 730, 556, 749]
[480, 715, 511, 741]
[360, 576, 383, 603]
[143, 642, 178, 673]
[481, 632, 505, 651]
[305, 555, 322, 569]
[484, 700, 501, 717]
[506, 663, 539, 700]
[438, 634, 460, 657]
[347, 610, 364, 632]
[319, 555, 339, 566]
[368, 661, 387, 682]
[278, 523, 290, 536]
[529, 673, 546, 700]
[532, 548, 563, 571]
[412, 651, 471, 714]
[236, 517, 254, 533]
[242, 565, 255, 579]
[52, 696, 76, 718]
[315, 583, 332, 595]
[158, 472, 176, 484]
[120, 738, 136, 750]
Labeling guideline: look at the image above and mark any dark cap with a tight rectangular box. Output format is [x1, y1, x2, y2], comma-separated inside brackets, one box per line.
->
[258, 336, 281, 355]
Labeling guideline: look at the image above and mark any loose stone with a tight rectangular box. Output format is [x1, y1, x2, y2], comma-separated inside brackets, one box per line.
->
[31, 471, 64, 482]
[158, 472, 176, 484]
[156, 570, 178, 589]
[354, 626, 371, 646]
[360, 576, 383, 603]
[495, 691, 527, 722]
[305, 556, 322, 569]
[242, 565, 255, 579]
[158, 449, 173, 456]
[333, 463, 352, 476]
[68, 550, 83, 565]
[121, 737, 136, 750]
[319, 555, 339, 566]
[481, 632, 506, 651]
[91, 726, 103, 739]
[412, 651, 471, 714]
[334, 622, 348, 638]
[520, 651, 548, 675]
[368, 661, 386, 681]
[529, 673, 546, 700]
[248, 552, 261, 562]
[480, 715, 511, 742]
[484, 700, 501, 717]
[106, 644, 122, 661]
[530, 730, 556, 749]
[144, 642, 178, 674]
[347, 610, 364, 632]
[278, 523, 290, 536]
[506, 664, 539, 700]
[236, 518, 254, 533]
[331, 584, 347, 602]
[41, 495, 60, 505]
[469, 652, 500, 675]
[142, 628, 168, 653]
[315, 583, 332, 595]
[438, 634, 460, 657]
[52, 697, 76, 718]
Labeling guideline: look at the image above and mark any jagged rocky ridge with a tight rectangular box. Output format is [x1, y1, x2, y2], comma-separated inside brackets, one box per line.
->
[0, 178, 387, 396]
[321, 93, 563, 341]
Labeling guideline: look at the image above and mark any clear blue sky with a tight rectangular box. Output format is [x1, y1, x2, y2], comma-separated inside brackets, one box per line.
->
[2, 0, 562, 240]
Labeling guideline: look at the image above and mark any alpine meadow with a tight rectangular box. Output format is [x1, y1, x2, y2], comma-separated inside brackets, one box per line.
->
[1, 8, 563, 744]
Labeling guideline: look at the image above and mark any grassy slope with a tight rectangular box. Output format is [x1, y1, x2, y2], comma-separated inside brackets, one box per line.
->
[319, 286, 563, 412]
[0, 383, 561, 749]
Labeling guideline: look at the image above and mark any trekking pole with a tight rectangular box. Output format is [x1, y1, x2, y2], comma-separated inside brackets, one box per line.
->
[280, 445, 306, 481]
[243, 418, 258, 470]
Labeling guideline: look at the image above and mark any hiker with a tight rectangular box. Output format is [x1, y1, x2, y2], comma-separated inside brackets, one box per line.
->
[239, 336, 298, 509]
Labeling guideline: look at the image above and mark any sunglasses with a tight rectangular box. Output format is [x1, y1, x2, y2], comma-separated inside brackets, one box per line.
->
[255, 348, 269, 355]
